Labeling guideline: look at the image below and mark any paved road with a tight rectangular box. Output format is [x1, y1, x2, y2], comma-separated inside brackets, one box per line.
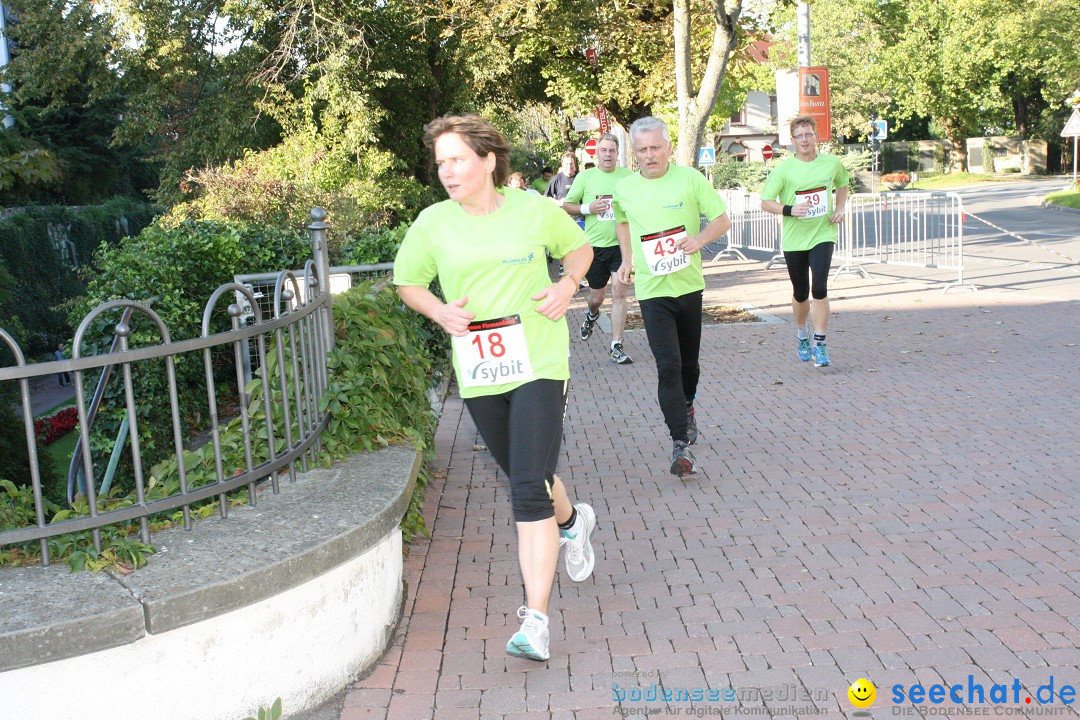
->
[313, 187, 1080, 720]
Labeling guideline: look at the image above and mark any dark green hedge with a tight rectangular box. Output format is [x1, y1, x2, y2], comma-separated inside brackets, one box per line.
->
[0, 198, 157, 355]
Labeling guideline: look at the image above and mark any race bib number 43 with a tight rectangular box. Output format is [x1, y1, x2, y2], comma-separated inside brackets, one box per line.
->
[795, 186, 829, 219]
[452, 314, 534, 388]
[641, 225, 689, 276]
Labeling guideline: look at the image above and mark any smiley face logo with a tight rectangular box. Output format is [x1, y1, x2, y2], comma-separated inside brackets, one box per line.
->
[848, 678, 876, 708]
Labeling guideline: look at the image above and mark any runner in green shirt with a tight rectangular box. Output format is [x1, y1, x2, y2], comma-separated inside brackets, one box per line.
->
[531, 167, 552, 193]
[760, 114, 849, 368]
[393, 114, 597, 662]
[612, 116, 731, 478]
[563, 133, 635, 364]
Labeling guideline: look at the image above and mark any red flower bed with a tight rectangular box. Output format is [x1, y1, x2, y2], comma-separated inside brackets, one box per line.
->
[34, 407, 79, 445]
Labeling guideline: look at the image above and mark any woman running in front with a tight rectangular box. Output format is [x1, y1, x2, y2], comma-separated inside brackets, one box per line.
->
[393, 114, 598, 661]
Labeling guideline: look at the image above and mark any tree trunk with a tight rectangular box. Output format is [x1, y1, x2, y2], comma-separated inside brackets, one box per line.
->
[673, 0, 742, 168]
[941, 120, 967, 173]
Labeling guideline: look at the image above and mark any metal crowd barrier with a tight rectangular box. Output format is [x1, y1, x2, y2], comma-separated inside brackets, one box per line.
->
[0, 211, 335, 565]
[835, 191, 975, 292]
[711, 190, 783, 268]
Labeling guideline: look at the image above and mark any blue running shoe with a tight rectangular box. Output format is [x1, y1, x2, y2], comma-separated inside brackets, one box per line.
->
[506, 606, 550, 661]
[797, 337, 812, 362]
[813, 343, 830, 367]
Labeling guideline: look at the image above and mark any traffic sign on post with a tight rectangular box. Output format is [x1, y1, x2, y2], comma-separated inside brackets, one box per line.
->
[583, 138, 598, 157]
[698, 147, 716, 166]
[1063, 109, 1080, 183]
[762, 144, 774, 161]
[871, 119, 888, 140]
[1061, 109, 1080, 137]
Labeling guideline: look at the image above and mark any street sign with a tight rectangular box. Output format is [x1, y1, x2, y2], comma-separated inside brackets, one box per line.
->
[573, 116, 600, 132]
[583, 138, 598, 157]
[1062, 109, 1080, 137]
[762, 144, 774, 161]
[698, 147, 716, 166]
[596, 106, 610, 134]
[871, 119, 888, 140]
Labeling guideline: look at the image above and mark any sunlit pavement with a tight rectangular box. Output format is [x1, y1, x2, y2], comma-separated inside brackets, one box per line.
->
[328, 205, 1080, 720]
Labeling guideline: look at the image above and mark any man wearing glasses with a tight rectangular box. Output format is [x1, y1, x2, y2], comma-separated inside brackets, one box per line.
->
[760, 115, 849, 368]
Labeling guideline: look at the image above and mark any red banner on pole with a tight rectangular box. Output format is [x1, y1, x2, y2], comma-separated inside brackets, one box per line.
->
[798, 67, 831, 141]
[596, 106, 610, 134]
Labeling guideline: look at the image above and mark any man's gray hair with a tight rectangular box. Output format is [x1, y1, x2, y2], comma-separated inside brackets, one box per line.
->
[598, 132, 620, 149]
[629, 117, 671, 143]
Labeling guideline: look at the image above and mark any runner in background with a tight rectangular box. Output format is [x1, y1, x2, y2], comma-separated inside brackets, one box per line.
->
[563, 133, 634, 365]
[532, 167, 553, 193]
[613, 117, 731, 477]
[760, 114, 848, 368]
[394, 114, 597, 662]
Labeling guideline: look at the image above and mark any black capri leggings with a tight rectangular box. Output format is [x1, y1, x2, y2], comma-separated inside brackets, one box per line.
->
[463, 379, 567, 523]
[783, 241, 835, 302]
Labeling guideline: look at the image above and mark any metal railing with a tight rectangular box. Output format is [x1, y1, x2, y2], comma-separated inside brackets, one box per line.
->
[0, 210, 334, 565]
[834, 191, 975, 292]
[711, 189, 784, 268]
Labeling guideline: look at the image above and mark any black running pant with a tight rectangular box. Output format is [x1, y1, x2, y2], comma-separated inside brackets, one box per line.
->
[783, 241, 834, 302]
[463, 379, 567, 522]
[639, 290, 703, 443]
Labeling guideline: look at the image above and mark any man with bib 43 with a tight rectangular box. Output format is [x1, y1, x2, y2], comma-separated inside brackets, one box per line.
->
[760, 114, 849, 367]
[613, 117, 731, 477]
[394, 115, 598, 662]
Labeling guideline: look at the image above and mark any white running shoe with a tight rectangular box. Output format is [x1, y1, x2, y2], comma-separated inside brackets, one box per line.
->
[506, 606, 550, 661]
[560, 503, 596, 582]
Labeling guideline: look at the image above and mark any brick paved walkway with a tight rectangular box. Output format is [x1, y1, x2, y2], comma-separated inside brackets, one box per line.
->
[339, 258, 1080, 720]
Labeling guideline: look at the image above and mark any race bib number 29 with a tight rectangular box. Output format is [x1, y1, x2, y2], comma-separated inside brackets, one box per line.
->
[795, 186, 829, 219]
[452, 314, 534, 388]
[641, 225, 689, 276]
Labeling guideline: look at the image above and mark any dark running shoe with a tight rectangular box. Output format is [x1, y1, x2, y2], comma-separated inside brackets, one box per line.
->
[580, 311, 599, 340]
[609, 343, 633, 364]
[670, 440, 696, 477]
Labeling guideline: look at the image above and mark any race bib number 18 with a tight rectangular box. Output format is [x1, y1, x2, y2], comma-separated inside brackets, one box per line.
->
[452, 314, 534, 388]
[795, 186, 829, 219]
[641, 225, 689, 276]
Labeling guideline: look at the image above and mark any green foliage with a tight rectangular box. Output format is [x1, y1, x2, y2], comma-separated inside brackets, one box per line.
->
[243, 698, 282, 720]
[167, 131, 432, 258]
[69, 219, 311, 495]
[0, 199, 157, 355]
[339, 226, 409, 266]
[2, 278, 449, 567]
[711, 161, 771, 191]
[320, 281, 449, 542]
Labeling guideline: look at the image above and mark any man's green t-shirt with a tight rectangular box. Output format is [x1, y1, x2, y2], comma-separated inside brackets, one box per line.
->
[531, 178, 548, 193]
[393, 187, 587, 398]
[565, 167, 632, 248]
[760, 153, 849, 251]
[613, 164, 728, 301]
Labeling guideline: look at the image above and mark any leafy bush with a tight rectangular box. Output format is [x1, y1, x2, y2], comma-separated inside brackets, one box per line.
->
[711, 160, 771, 191]
[68, 219, 312, 495]
[881, 171, 911, 184]
[338, 225, 409, 265]
[0, 198, 157, 354]
[166, 131, 437, 263]
[1, 279, 450, 568]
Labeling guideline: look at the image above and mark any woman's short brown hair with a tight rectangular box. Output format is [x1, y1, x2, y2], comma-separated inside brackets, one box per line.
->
[423, 114, 512, 188]
[789, 115, 817, 137]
